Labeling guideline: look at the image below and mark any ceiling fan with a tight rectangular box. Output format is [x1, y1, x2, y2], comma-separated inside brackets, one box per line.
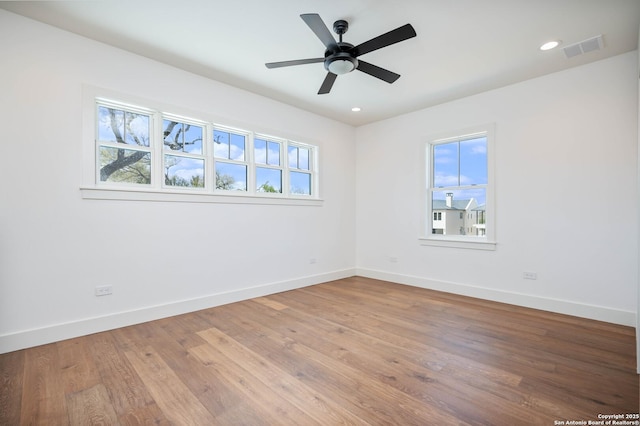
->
[265, 13, 417, 95]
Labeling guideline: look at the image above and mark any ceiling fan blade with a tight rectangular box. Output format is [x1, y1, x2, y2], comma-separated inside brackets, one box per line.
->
[356, 60, 401, 83]
[301, 13, 337, 50]
[318, 72, 337, 94]
[351, 23, 416, 57]
[265, 58, 324, 69]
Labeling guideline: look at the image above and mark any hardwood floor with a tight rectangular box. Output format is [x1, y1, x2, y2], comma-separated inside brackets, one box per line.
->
[1, 276, 638, 425]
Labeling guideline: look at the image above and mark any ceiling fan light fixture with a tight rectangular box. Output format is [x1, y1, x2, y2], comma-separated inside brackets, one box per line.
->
[325, 53, 358, 75]
[540, 40, 561, 51]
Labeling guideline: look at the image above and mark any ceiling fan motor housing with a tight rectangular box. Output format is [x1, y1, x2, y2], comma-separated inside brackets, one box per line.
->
[333, 19, 349, 36]
[324, 41, 358, 74]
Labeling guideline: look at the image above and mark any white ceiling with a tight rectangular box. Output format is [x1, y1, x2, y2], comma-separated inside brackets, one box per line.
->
[2, 0, 639, 126]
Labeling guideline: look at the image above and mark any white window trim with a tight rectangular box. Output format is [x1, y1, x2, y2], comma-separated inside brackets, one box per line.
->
[79, 187, 322, 206]
[81, 86, 322, 206]
[419, 124, 496, 250]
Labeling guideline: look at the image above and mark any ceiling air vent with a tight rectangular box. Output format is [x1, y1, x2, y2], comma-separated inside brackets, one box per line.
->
[563, 35, 604, 59]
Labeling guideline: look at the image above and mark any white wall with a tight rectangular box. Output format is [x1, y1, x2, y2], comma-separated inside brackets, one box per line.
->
[356, 51, 639, 326]
[0, 10, 356, 353]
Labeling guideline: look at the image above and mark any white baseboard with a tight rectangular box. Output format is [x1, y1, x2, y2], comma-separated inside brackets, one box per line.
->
[0, 269, 356, 354]
[357, 268, 636, 327]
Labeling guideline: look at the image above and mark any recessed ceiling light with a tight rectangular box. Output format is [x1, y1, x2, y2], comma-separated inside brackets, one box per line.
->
[540, 40, 561, 51]
[351, 107, 361, 112]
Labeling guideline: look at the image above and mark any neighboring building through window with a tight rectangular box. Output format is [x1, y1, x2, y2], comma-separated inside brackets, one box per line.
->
[423, 126, 495, 249]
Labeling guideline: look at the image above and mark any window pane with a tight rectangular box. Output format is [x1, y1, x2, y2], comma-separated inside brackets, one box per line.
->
[183, 123, 203, 154]
[214, 130, 245, 160]
[98, 106, 150, 147]
[98, 106, 123, 142]
[431, 188, 486, 236]
[163, 120, 182, 151]
[288, 146, 298, 168]
[299, 147, 310, 170]
[230, 133, 245, 161]
[254, 138, 267, 164]
[433, 142, 459, 187]
[213, 130, 230, 159]
[124, 112, 149, 146]
[162, 120, 202, 154]
[256, 139, 280, 166]
[288, 146, 310, 170]
[164, 155, 205, 188]
[459, 136, 487, 185]
[99, 146, 151, 184]
[290, 171, 311, 195]
[164, 120, 202, 154]
[267, 141, 280, 166]
[256, 167, 282, 193]
[216, 162, 247, 191]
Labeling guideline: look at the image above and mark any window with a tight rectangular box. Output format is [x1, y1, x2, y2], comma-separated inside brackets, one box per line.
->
[422, 125, 495, 250]
[214, 127, 248, 191]
[96, 102, 152, 185]
[255, 136, 283, 193]
[288, 144, 312, 195]
[85, 92, 319, 204]
[163, 116, 205, 188]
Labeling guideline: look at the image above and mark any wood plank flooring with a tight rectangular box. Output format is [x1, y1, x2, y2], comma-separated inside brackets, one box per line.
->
[1, 276, 638, 425]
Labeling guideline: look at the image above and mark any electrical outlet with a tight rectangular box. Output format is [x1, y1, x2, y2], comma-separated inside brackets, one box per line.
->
[95, 285, 113, 296]
[523, 271, 537, 280]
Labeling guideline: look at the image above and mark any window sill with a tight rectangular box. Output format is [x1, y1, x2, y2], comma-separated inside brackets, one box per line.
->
[419, 237, 496, 251]
[80, 187, 323, 206]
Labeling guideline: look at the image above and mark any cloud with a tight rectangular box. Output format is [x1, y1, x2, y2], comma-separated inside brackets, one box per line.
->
[462, 137, 486, 155]
[434, 173, 459, 186]
[174, 168, 203, 180]
[166, 157, 204, 181]
[469, 144, 486, 155]
[435, 156, 455, 164]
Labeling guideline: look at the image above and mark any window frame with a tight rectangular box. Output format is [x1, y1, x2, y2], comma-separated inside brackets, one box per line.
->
[95, 100, 155, 188]
[81, 87, 321, 206]
[420, 124, 496, 250]
[287, 142, 314, 196]
[254, 134, 285, 194]
[213, 124, 251, 193]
